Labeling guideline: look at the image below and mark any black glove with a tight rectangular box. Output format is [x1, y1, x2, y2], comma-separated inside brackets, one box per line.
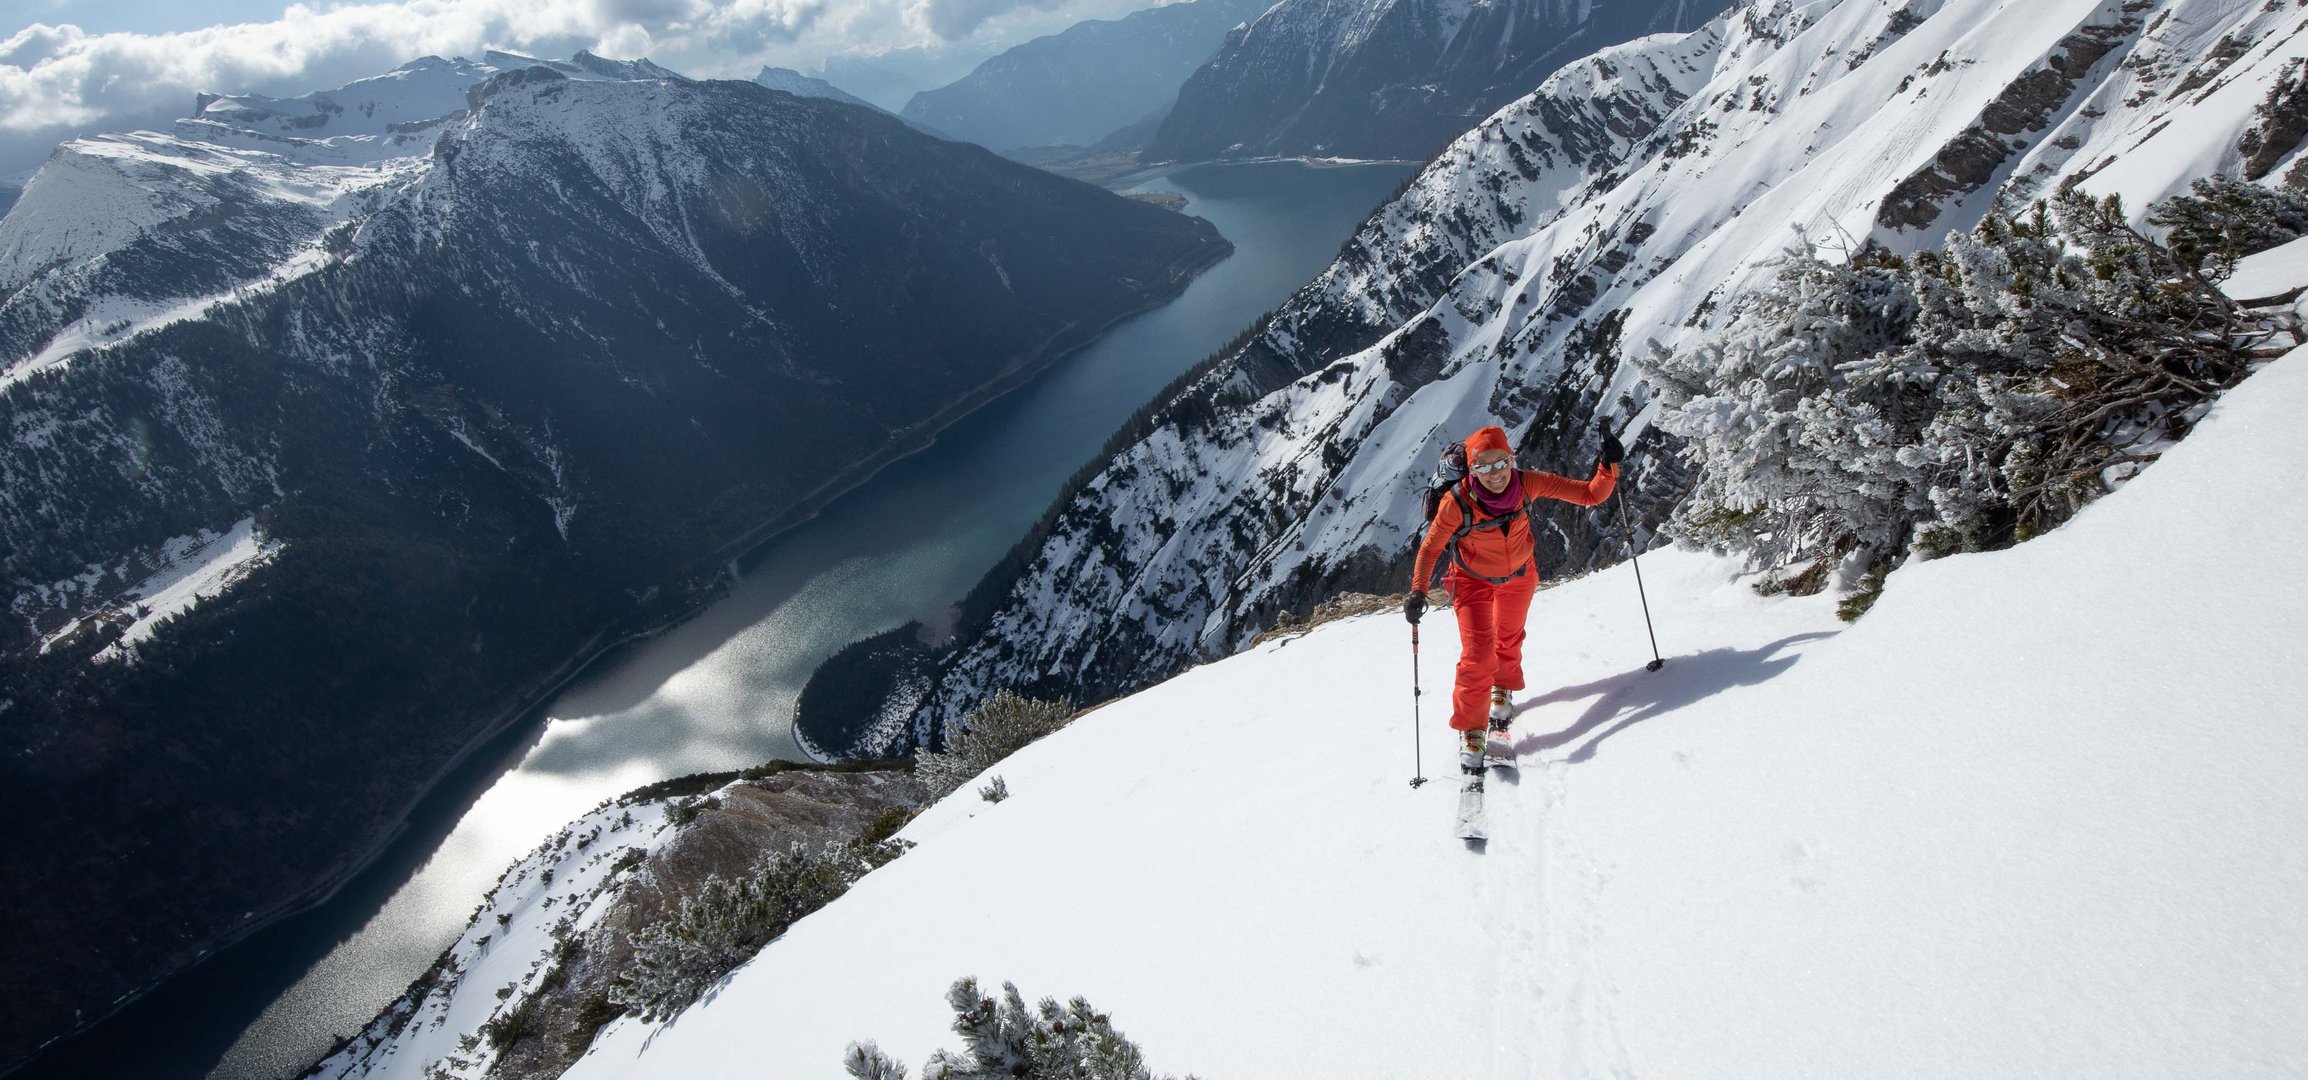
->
[1598, 428, 1626, 468]
[1404, 590, 1428, 625]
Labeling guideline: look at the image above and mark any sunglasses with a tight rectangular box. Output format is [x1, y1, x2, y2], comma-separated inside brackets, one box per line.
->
[1470, 459, 1512, 475]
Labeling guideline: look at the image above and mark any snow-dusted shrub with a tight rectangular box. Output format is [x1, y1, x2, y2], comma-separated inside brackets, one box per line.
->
[844, 978, 1193, 1080]
[1640, 249, 1923, 581]
[2145, 175, 2308, 282]
[610, 839, 904, 1022]
[1644, 182, 2265, 591]
[917, 691, 1073, 801]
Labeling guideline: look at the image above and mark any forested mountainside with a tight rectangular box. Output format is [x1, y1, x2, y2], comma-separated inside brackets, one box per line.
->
[900, 0, 1269, 153]
[0, 58, 1225, 1071]
[901, 0, 2308, 746]
[1146, 0, 1734, 163]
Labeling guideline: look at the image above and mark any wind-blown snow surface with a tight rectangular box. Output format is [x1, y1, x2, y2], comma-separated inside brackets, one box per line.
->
[2224, 233, 2308, 303]
[564, 351, 2308, 1077]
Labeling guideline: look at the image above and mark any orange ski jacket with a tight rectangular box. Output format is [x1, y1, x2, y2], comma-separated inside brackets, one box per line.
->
[1411, 465, 1619, 589]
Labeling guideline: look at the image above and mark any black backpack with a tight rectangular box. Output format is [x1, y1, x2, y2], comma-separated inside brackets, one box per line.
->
[1416, 440, 1538, 588]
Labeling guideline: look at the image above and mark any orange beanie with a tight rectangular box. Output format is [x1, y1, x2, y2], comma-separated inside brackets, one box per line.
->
[1464, 425, 1512, 459]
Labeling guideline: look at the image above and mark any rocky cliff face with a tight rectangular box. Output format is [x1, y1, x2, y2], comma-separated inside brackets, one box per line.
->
[899, 0, 1270, 153]
[0, 56, 1225, 1072]
[1144, 0, 1734, 163]
[912, 0, 2308, 744]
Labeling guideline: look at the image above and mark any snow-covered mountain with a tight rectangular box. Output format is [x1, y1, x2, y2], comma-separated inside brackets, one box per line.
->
[404, 325, 2308, 1077]
[0, 51, 678, 389]
[753, 65, 880, 111]
[0, 55, 1225, 1074]
[182, 51, 686, 166]
[1145, 0, 1733, 162]
[899, 0, 1270, 153]
[913, 0, 2308, 743]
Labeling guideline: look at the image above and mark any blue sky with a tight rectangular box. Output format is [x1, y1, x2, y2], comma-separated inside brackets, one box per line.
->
[21, 0, 298, 35]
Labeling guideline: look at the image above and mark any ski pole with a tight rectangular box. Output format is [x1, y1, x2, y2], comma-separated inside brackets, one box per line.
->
[1409, 621, 1428, 788]
[1616, 487, 1665, 672]
[1601, 417, 1665, 672]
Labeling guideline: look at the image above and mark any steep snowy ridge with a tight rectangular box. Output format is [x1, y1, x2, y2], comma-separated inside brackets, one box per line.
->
[562, 343, 2308, 1080]
[311, 798, 680, 1080]
[918, 0, 2308, 742]
[190, 50, 687, 156]
[307, 765, 924, 1080]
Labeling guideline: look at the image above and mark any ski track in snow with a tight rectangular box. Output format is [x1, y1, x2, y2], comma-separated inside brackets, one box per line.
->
[554, 346, 2308, 1079]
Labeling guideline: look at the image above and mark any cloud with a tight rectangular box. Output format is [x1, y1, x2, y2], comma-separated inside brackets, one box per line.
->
[903, 0, 1069, 41]
[0, 0, 1155, 180]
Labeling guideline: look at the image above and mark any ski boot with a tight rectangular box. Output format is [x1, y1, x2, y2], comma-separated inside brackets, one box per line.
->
[1485, 688, 1516, 765]
[1459, 729, 1486, 778]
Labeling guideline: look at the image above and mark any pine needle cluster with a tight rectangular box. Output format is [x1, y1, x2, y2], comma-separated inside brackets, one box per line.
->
[845, 978, 1194, 1080]
[916, 690, 1074, 801]
[609, 838, 905, 1021]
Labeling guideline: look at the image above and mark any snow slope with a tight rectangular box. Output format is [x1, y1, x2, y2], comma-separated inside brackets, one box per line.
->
[89, 515, 279, 659]
[560, 351, 2308, 1076]
[922, 0, 2308, 741]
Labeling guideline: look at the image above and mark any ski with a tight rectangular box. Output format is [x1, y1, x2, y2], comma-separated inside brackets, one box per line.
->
[1455, 771, 1487, 840]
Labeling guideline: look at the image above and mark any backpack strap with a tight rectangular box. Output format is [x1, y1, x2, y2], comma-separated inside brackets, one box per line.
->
[1443, 486, 1533, 586]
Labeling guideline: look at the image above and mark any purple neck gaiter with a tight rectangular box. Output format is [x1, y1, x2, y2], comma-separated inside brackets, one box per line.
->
[1469, 469, 1524, 516]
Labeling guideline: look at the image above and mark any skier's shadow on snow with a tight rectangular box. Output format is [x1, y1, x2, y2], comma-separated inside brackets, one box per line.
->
[1514, 632, 1834, 764]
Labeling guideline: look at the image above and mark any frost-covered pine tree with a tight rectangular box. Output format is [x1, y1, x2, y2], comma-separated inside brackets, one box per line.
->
[2145, 175, 2308, 282]
[846, 978, 1191, 1080]
[1642, 180, 2262, 597]
[1642, 246, 1924, 584]
[613, 839, 902, 1021]
[845, 1042, 910, 1080]
[916, 691, 1073, 801]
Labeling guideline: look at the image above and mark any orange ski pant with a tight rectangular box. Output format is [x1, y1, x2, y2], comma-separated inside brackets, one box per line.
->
[1445, 564, 1539, 731]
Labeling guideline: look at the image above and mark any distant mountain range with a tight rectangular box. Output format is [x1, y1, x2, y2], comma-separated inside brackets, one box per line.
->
[822, 46, 1000, 113]
[754, 65, 880, 111]
[0, 53, 1225, 1072]
[1146, 0, 1734, 163]
[899, 0, 1268, 153]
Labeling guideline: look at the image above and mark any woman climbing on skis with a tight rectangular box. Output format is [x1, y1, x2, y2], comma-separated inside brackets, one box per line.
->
[1404, 423, 1623, 778]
